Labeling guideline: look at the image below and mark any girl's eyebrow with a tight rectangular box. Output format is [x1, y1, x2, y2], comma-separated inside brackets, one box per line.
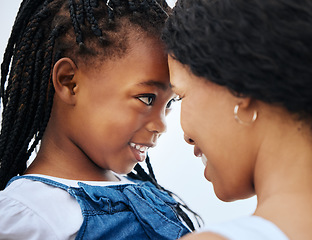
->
[137, 80, 169, 91]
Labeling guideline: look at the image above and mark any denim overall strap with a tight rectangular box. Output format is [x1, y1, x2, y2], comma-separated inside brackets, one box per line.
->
[73, 181, 190, 240]
[123, 182, 191, 238]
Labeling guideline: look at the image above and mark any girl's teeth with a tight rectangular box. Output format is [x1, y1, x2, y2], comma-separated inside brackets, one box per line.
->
[130, 143, 147, 152]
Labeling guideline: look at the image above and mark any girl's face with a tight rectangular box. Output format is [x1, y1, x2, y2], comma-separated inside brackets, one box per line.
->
[67, 38, 175, 175]
[168, 56, 256, 201]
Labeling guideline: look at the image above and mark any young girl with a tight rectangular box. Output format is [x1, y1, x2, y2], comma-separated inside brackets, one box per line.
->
[0, 0, 198, 239]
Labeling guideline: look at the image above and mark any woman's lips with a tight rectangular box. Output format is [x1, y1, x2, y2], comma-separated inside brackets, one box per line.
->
[194, 146, 207, 166]
[194, 145, 202, 157]
[201, 154, 208, 166]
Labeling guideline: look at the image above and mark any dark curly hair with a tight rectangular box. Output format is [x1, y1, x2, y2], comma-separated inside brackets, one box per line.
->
[163, 0, 312, 121]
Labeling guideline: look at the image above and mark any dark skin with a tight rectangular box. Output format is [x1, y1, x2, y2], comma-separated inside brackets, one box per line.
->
[169, 55, 312, 240]
[26, 35, 175, 182]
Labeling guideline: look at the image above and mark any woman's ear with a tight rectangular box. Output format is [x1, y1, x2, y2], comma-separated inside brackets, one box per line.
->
[234, 97, 258, 125]
[236, 97, 253, 110]
[52, 58, 78, 105]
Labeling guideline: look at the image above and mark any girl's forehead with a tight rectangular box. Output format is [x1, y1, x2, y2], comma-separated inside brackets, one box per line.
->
[76, 31, 166, 67]
[78, 40, 167, 74]
[76, 38, 169, 89]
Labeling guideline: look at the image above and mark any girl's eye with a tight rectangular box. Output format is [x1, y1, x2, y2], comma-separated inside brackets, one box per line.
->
[137, 94, 156, 106]
[166, 96, 182, 109]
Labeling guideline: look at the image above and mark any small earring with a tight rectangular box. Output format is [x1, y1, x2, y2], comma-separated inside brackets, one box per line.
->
[234, 104, 257, 125]
[106, 0, 113, 11]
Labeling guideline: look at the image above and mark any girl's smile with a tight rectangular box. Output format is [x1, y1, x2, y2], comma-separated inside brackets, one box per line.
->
[25, 33, 175, 180]
[129, 142, 154, 162]
[0, 0, 198, 237]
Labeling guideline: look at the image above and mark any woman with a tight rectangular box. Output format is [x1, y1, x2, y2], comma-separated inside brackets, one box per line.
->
[163, 0, 312, 239]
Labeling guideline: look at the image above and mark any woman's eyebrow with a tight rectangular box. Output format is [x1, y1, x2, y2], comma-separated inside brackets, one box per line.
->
[169, 83, 176, 90]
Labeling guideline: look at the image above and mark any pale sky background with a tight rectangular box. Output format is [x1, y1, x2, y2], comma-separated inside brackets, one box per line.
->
[0, 0, 257, 227]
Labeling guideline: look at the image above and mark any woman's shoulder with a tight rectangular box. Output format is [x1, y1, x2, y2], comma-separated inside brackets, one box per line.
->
[192, 216, 289, 240]
[180, 232, 227, 240]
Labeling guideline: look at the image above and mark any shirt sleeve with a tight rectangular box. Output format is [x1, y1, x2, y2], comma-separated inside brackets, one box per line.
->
[0, 196, 58, 240]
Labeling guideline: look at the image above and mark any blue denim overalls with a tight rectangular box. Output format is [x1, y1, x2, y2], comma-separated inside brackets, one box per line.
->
[8, 175, 190, 240]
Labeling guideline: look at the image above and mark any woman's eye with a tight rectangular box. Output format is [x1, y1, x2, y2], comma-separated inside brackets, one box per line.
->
[166, 96, 182, 109]
[137, 94, 156, 106]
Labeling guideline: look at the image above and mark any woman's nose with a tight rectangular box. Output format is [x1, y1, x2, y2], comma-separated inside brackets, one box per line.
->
[184, 134, 195, 145]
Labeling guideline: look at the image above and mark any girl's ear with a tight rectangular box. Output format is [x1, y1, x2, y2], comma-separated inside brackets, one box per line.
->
[52, 58, 78, 105]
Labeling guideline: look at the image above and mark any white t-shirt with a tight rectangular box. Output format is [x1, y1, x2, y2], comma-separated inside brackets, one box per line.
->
[0, 174, 134, 240]
[199, 215, 289, 240]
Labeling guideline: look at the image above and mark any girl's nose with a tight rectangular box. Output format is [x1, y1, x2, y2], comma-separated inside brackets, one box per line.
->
[184, 134, 195, 145]
[146, 112, 167, 135]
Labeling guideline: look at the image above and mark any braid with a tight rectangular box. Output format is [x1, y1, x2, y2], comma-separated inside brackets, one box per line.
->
[0, 2, 62, 188]
[5, 28, 44, 178]
[76, 0, 85, 24]
[84, 0, 102, 37]
[69, 0, 84, 44]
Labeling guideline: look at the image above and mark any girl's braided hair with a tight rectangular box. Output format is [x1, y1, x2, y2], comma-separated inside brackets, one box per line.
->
[0, 0, 202, 230]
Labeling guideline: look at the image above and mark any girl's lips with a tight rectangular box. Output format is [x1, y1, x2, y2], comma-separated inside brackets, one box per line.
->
[129, 142, 150, 162]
